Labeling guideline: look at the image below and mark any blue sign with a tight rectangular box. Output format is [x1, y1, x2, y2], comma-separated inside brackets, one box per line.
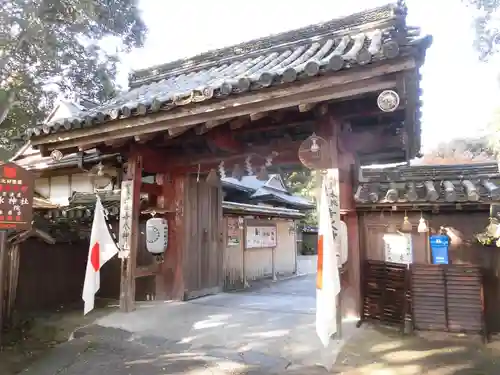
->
[430, 235, 449, 265]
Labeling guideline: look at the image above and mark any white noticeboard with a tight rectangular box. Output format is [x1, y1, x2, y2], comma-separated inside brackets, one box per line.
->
[245, 225, 277, 249]
[383, 233, 413, 265]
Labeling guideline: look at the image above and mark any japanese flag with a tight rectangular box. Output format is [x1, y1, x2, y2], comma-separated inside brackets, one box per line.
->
[82, 197, 119, 315]
[316, 178, 341, 347]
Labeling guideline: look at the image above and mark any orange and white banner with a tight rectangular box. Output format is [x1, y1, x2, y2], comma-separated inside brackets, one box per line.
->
[316, 175, 341, 347]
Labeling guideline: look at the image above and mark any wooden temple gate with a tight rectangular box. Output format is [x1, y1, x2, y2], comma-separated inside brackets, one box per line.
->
[25, 4, 430, 314]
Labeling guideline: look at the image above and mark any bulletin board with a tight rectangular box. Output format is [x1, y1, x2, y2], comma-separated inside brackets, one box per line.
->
[245, 223, 277, 249]
[383, 233, 413, 265]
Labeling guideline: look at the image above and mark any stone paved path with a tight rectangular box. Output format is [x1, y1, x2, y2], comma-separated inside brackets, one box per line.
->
[21, 275, 359, 374]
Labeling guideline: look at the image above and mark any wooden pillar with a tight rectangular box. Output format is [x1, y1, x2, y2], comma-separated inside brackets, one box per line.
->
[345, 211, 361, 318]
[120, 153, 142, 312]
[0, 231, 7, 342]
[158, 173, 185, 300]
[322, 115, 362, 321]
[318, 115, 344, 336]
[339, 155, 362, 319]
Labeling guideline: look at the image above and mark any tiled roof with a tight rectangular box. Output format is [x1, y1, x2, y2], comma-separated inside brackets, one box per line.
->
[11, 143, 120, 171]
[222, 174, 314, 208]
[355, 162, 500, 205]
[250, 187, 315, 208]
[28, 2, 430, 137]
[222, 201, 304, 219]
[40, 190, 304, 219]
[222, 174, 288, 192]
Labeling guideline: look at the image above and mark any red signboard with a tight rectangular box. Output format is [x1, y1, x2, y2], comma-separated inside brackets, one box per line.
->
[0, 163, 34, 231]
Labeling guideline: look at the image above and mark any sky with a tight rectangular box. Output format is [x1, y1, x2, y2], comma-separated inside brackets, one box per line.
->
[116, 0, 500, 153]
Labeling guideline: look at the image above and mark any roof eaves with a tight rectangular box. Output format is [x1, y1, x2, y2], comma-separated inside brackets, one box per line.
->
[26, 4, 428, 140]
[222, 201, 305, 218]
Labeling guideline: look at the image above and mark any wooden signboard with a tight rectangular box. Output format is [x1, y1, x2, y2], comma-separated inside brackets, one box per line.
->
[245, 224, 277, 249]
[118, 180, 133, 258]
[0, 163, 34, 231]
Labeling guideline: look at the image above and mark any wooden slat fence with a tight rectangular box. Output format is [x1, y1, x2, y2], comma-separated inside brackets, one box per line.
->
[361, 260, 408, 329]
[410, 264, 486, 339]
[411, 264, 447, 331]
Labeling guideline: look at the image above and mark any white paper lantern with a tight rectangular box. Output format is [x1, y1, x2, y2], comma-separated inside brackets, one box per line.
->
[146, 217, 168, 255]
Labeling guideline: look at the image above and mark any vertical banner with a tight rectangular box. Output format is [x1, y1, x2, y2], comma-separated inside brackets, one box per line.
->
[118, 180, 134, 259]
[316, 169, 342, 348]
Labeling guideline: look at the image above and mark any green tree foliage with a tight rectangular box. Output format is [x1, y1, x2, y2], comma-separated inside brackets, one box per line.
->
[282, 168, 318, 227]
[0, 0, 147, 157]
[464, 0, 500, 59]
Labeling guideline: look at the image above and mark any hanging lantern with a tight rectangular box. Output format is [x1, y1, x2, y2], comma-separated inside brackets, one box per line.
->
[232, 164, 244, 180]
[417, 217, 428, 233]
[401, 211, 412, 232]
[146, 217, 168, 262]
[206, 169, 220, 186]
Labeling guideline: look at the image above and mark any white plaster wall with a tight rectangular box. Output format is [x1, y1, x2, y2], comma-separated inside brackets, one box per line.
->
[34, 171, 115, 206]
[274, 220, 297, 276]
[244, 248, 273, 280]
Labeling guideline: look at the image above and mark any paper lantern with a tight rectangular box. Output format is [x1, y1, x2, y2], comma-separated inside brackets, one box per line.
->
[401, 212, 412, 232]
[146, 217, 168, 255]
[417, 213, 428, 233]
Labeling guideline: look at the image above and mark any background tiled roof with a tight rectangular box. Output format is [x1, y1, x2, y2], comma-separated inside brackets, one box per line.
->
[355, 162, 500, 204]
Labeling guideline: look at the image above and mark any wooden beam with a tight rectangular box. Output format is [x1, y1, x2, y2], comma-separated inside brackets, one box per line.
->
[0, 232, 7, 343]
[120, 153, 142, 312]
[135, 264, 161, 278]
[298, 103, 315, 112]
[229, 117, 249, 130]
[205, 119, 225, 129]
[168, 146, 301, 174]
[250, 112, 267, 122]
[104, 138, 130, 147]
[141, 183, 162, 196]
[158, 175, 185, 300]
[32, 58, 416, 151]
[168, 127, 190, 138]
[195, 124, 209, 135]
[314, 103, 329, 117]
[195, 119, 227, 135]
[134, 133, 155, 144]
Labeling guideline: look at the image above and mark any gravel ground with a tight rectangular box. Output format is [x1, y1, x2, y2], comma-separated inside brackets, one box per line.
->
[334, 325, 500, 375]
